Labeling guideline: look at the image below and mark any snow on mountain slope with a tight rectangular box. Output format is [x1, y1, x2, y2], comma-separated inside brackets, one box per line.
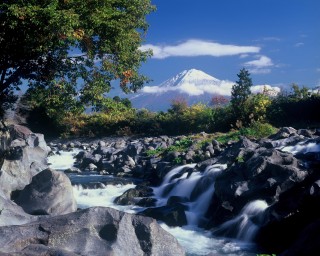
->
[130, 69, 280, 111]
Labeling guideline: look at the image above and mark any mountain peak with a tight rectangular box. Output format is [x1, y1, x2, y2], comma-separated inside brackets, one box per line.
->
[161, 69, 220, 88]
[180, 69, 219, 82]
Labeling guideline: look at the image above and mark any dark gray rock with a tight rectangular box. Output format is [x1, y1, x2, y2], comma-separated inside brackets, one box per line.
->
[142, 204, 188, 227]
[0, 190, 37, 226]
[297, 129, 315, 138]
[0, 207, 185, 256]
[255, 172, 320, 255]
[207, 148, 307, 227]
[14, 168, 77, 216]
[114, 185, 154, 206]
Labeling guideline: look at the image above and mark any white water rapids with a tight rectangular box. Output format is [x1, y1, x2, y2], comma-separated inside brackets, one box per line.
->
[47, 149, 260, 255]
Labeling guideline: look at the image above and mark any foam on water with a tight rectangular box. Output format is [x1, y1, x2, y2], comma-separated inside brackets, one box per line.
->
[48, 147, 264, 255]
[73, 183, 142, 213]
[280, 141, 320, 155]
[153, 164, 226, 226]
[47, 149, 82, 170]
[214, 200, 268, 241]
[160, 224, 256, 256]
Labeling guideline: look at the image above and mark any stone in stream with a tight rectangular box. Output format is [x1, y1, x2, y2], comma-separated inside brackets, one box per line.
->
[114, 185, 153, 206]
[13, 168, 77, 216]
[0, 207, 185, 256]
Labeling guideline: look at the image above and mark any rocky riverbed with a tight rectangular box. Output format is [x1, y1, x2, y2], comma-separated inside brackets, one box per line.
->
[1, 124, 320, 255]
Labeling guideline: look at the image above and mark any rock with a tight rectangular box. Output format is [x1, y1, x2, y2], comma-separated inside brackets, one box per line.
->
[114, 185, 154, 206]
[142, 204, 188, 227]
[0, 190, 37, 226]
[0, 207, 185, 256]
[269, 127, 297, 140]
[114, 139, 126, 149]
[0, 129, 11, 153]
[9, 125, 32, 140]
[255, 172, 320, 255]
[126, 143, 144, 159]
[207, 148, 308, 227]
[196, 158, 219, 171]
[98, 140, 106, 147]
[14, 168, 77, 216]
[280, 219, 320, 256]
[184, 150, 195, 162]
[297, 129, 315, 138]
[64, 167, 82, 174]
[88, 163, 98, 171]
[165, 151, 181, 162]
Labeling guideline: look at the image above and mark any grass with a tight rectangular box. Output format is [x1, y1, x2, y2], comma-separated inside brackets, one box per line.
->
[145, 122, 278, 158]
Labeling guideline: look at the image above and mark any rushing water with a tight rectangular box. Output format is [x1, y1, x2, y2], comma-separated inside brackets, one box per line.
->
[47, 149, 259, 256]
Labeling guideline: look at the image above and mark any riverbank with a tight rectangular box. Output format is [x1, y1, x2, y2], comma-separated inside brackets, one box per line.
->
[1, 124, 320, 255]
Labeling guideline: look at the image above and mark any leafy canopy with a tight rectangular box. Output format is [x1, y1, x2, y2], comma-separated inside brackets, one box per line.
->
[0, 0, 155, 118]
[230, 68, 253, 124]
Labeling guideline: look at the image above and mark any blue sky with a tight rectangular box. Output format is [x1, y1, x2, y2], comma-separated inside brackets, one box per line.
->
[138, 0, 320, 89]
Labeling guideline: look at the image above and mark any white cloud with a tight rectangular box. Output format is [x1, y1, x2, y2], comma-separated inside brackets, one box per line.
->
[249, 68, 272, 74]
[141, 81, 280, 97]
[244, 55, 273, 68]
[244, 55, 274, 74]
[251, 84, 281, 96]
[239, 54, 250, 59]
[294, 42, 304, 47]
[139, 39, 260, 59]
[141, 80, 234, 96]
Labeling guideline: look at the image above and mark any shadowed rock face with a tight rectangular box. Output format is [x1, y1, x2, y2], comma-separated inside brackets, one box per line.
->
[0, 125, 50, 197]
[0, 207, 185, 256]
[14, 168, 77, 216]
[206, 138, 308, 227]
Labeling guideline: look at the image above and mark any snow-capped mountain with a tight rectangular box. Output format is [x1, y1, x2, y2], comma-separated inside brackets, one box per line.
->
[130, 68, 280, 111]
[130, 69, 233, 111]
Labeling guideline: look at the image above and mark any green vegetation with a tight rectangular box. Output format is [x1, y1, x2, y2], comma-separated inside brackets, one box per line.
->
[146, 137, 193, 157]
[231, 68, 253, 125]
[0, 0, 155, 120]
[1, 1, 318, 142]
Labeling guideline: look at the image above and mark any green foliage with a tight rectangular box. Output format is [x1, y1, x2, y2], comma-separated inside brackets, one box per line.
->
[231, 68, 253, 124]
[0, 0, 155, 120]
[267, 85, 320, 127]
[146, 147, 164, 157]
[172, 157, 183, 165]
[214, 131, 241, 144]
[145, 137, 193, 160]
[245, 93, 272, 123]
[239, 122, 278, 139]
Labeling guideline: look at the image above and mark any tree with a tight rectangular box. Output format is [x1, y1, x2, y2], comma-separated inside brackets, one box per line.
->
[230, 68, 253, 125]
[0, 0, 155, 120]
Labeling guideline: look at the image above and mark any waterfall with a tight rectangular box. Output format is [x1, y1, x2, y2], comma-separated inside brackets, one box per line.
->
[213, 200, 268, 241]
[153, 163, 227, 227]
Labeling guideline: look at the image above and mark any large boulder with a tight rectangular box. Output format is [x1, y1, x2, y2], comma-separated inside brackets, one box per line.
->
[0, 207, 185, 256]
[255, 174, 320, 255]
[207, 147, 307, 227]
[14, 168, 77, 216]
[0, 125, 50, 197]
[0, 189, 37, 226]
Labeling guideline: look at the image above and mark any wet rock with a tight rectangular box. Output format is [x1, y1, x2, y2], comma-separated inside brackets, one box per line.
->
[0, 207, 185, 256]
[114, 185, 153, 206]
[256, 172, 320, 255]
[207, 147, 308, 226]
[142, 204, 188, 227]
[14, 168, 77, 216]
[297, 129, 315, 138]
